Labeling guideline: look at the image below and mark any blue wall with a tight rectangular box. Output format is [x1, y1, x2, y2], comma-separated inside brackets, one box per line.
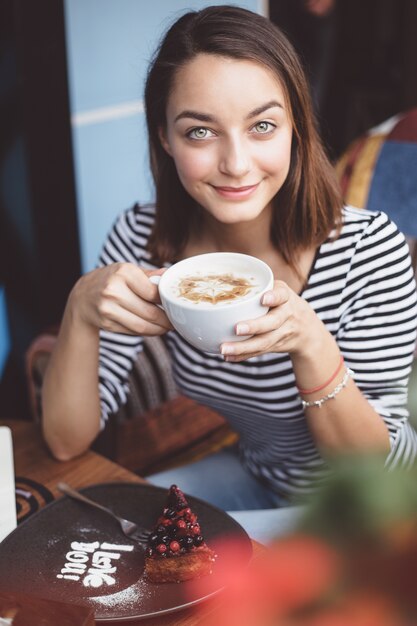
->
[64, 0, 265, 271]
[0, 288, 10, 378]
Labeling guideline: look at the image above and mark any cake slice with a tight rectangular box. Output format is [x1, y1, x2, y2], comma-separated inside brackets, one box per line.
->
[144, 484, 216, 583]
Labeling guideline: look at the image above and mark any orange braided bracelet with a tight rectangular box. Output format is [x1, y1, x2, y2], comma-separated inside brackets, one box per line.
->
[297, 355, 344, 396]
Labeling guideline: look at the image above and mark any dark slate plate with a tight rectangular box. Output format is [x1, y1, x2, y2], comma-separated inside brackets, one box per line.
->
[0, 482, 252, 622]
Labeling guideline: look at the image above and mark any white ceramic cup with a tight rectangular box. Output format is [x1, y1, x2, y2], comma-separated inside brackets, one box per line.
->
[150, 252, 274, 353]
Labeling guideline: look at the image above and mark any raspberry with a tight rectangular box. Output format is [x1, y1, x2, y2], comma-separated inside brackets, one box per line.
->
[156, 543, 167, 554]
[170, 540, 180, 553]
[191, 524, 201, 535]
[176, 519, 187, 529]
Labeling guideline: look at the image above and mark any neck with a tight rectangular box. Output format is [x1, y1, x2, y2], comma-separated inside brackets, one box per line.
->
[199, 210, 273, 258]
[185, 209, 317, 295]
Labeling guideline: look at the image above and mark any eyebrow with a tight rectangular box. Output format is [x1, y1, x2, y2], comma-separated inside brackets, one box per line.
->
[174, 99, 283, 124]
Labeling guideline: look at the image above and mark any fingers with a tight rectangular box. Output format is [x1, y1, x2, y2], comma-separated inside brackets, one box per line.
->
[133, 267, 168, 304]
[233, 281, 290, 337]
[99, 304, 171, 336]
[221, 327, 292, 361]
[76, 263, 173, 335]
[108, 264, 161, 303]
[98, 290, 172, 334]
[221, 281, 294, 360]
[260, 281, 290, 308]
[124, 268, 172, 330]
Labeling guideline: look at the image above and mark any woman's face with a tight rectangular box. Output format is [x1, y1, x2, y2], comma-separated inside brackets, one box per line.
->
[159, 54, 293, 226]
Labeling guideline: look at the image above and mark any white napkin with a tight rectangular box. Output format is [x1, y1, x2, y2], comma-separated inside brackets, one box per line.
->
[0, 426, 17, 542]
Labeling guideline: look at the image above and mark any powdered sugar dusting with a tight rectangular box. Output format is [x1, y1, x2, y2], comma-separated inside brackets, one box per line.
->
[90, 577, 157, 617]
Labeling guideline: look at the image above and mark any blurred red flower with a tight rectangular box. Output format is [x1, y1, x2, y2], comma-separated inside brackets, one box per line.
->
[188, 534, 339, 626]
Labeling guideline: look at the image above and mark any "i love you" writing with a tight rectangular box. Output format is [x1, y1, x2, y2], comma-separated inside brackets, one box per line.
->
[57, 540, 134, 588]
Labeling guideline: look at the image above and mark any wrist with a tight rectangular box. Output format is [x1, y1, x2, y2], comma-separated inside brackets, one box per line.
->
[300, 366, 354, 409]
[65, 281, 98, 337]
[297, 354, 344, 395]
[291, 321, 342, 393]
[293, 313, 334, 361]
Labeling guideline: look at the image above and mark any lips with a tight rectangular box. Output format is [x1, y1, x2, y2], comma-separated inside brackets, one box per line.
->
[212, 183, 259, 199]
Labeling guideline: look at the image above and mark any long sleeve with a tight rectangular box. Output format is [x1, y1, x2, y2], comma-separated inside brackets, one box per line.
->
[96, 204, 157, 425]
[337, 211, 417, 466]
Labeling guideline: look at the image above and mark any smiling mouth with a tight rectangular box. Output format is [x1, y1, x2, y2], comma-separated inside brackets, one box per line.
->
[212, 183, 259, 198]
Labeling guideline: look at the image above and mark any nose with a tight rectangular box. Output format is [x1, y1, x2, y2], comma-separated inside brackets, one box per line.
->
[218, 135, 251, 179]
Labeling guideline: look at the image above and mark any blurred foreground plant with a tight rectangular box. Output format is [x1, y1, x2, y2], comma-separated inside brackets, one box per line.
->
[190, 455, 417, 626]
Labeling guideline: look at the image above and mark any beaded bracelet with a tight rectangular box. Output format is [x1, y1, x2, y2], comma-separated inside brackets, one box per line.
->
[301, 368, 354, 409]
[297, 355, 344, 395]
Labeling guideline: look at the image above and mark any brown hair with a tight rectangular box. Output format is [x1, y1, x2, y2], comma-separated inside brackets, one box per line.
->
[144, 5, 342, 269]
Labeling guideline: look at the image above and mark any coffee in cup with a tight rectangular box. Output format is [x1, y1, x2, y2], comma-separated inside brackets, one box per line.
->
[151, 252, 274, 353]
[172, 272, 258, 305]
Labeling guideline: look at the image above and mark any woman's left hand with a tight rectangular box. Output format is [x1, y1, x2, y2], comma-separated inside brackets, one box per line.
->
[220, 280, 327, 361]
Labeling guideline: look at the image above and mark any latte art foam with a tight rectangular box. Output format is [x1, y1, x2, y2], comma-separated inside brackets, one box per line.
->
[175, 272, 258, 305]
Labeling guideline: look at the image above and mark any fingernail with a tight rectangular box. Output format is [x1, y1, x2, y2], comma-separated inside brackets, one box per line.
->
[236, 323, 249, 335]
[221, 345, 233, 355]
[262, 293, 273, 306]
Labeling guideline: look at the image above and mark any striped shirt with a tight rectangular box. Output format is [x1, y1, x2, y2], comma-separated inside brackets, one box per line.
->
[98, 204, 417, 497]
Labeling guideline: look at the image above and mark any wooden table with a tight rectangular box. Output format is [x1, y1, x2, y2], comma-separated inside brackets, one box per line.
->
[2, 419, 145, 498]
[1, 418, 262, 626]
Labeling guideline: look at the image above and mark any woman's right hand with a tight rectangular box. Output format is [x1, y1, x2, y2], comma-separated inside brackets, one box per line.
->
[68, 262, 173, 336]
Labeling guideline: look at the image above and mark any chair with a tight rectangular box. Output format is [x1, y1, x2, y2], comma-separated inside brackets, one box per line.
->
[25, 333, 237, 474]
[336, 107, 417, 425]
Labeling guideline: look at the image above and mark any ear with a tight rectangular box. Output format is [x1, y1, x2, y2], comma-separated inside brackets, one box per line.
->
[158, 126, 172, 156]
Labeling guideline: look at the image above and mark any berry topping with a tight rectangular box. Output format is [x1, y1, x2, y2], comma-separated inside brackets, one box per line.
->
[145, 485, 216, 584]
[166, 484, 189, 511]
[169, 540, 180, 553]
[146, 484, 209, 558]
[181, 536, 194, 548]
[156, 544, 167, 554]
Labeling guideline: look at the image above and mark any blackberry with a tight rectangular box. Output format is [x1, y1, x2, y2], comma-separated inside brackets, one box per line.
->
[181, 536, 194, 550]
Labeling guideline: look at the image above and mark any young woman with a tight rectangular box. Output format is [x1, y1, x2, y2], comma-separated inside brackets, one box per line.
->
[42, 6, 417, 514]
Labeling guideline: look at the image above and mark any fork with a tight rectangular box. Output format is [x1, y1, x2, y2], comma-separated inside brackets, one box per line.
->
[57, 482, 150, 544]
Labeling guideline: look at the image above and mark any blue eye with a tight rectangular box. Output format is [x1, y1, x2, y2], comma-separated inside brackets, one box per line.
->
[187, 127, 213, 140]
[253, 121, 275, 134]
